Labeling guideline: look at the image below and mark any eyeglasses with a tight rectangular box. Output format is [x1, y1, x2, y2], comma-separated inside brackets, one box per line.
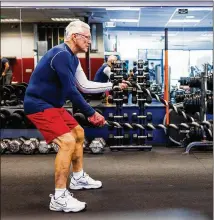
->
[75, 33, 91, 41]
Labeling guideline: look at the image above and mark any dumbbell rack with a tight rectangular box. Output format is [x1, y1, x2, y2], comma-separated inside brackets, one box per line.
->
[109, 60, 153, 150]
[184, 64, 213, 154]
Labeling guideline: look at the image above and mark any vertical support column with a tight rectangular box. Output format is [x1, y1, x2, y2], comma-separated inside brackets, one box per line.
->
[19, 8, 24, 82]
[200, 64, 208, 122]
[85, 17, 91, 80]
[164, 28, 169, 125]
[33, 24, 38, 67]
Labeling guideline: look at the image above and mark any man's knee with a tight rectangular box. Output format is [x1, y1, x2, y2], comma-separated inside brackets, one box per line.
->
[72, 125, 85, 142]
[53, 132, 76, 151]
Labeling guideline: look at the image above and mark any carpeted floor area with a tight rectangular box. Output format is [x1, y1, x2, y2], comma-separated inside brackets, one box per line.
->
[1, 147, 213, 220]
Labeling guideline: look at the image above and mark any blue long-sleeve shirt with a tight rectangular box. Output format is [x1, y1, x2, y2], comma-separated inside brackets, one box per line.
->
[94, 64, 110, 83]
[24, 43, 112, 117]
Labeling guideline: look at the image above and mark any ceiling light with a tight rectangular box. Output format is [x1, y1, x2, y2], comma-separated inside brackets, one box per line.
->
[201, 33, 213, 37]
[1, 18, 22, 22]
[169, 19, 200, 23]
[151, 33, 178, 37]
[104, 22, 116, 28]
[106, 7, 140, 11]
[197, 37, 212, 41]
[187, 8, 212, 11]
[51, 18, 80, 22]
[110, 19, 138, 23]
[186, 16, 195, 19]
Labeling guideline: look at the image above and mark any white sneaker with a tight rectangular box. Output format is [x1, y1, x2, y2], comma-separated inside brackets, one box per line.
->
[70, 172, 102, 190]
[49, 190, 86, 212]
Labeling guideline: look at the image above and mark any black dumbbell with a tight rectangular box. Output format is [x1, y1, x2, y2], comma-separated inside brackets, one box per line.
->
[8, 110, 27, 129]
[108, 113, 124, 122]
[14, 84, 27, 101]
[132, 112, 152, 122]
[123, 133, 130, 145]
[207, 97, 213, 114]
[73, 112, 91, 126]
[132, 133, 153, 144]
[108, 134, 115, 146]
[1, 86, 11, 103]
[0, 109, 11, 128]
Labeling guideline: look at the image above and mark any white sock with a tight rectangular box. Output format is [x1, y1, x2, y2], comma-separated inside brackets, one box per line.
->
[55, 188, 66, 199]
[73, 170, 84, 179]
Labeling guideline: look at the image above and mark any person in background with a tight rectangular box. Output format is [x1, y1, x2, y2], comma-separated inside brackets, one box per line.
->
[93, 55, 118, 83]
[0, 56, 13, 85]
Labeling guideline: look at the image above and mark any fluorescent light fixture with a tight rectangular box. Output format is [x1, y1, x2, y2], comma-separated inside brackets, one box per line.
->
[186, 16, 195, 19]
[187, 7, 212, 11]
[201, 33, 212, 37]
[151, 32, 178, 37]
[197, 37, 212, 41]
[106, 7, 140, 11]
[104, 22, 116, 28]
[1, 18, 22, 22]
[51, 18, 80, 21]
[110, 19, 138, 23]
[169, 19, 200, 23]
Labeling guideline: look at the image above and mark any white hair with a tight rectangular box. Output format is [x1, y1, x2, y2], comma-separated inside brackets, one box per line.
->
[65, 20, 90, 41]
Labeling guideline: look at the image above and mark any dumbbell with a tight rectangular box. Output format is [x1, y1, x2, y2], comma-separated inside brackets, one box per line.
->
[133, 73, 150, 82]
[38, 140, 52, 154]
[188, 126, 204, 141]
[132, 133, 153, 144]
[189, 77, 201, 88]
[83, 139, 89, 149]
[8, 110, 27, 129]
[207, 96, 213, 114]
[207, 74, 213, 91]
[1, 86, 11, 104]
[108, 113, 128, 121]
[137, 81, 150, 88]
[89, 138, 106, 154]
[20, 137, 39, 155]
[107, 95, 127, 105]
[132, 112, 152, 122]
[8, 138, 24, 153]
[108, 134, 130, 146]
[110, 74, 123, 81]
[50, 142, 59, 153]
[14, 84, 27, 101]
[0, 139, 10, 154]
[132, 94, 152, 104]
[0, 109, 11, 128]
[179, 77, 190, 86]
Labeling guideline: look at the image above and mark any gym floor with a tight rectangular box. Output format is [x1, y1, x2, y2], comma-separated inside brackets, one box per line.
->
[1, 147, 213, 220]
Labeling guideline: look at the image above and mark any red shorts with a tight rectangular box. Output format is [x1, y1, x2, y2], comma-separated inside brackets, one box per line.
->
[27, 107, 78, 144]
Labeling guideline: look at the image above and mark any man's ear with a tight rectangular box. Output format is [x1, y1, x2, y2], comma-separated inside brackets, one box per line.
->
[72, 34, 77, 43]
